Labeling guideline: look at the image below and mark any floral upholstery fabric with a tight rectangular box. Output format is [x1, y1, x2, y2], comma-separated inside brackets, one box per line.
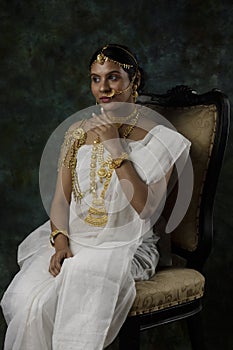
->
[128, 104, 213, 318]
[146, 104, 217, 251]
[129, 267, 205, 316]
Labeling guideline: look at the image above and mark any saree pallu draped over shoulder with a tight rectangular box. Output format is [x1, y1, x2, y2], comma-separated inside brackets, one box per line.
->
[1, 124, 191, 350]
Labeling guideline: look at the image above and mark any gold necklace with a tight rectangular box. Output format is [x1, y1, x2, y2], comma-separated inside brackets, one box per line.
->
[84, 138, 112, 226]
[84, 110, 140, 227]
[107, 106, 137, 124]
[122, 111, 140, 139]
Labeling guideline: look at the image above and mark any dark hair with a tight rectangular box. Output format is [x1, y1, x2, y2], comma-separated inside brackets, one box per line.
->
[89, 44, 145, 92]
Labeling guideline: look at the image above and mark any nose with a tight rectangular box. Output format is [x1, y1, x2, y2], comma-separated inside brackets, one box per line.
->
[99, 78, 111, 93]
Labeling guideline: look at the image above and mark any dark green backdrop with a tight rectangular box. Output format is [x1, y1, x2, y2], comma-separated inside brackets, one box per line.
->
[1, 1, 232, 349]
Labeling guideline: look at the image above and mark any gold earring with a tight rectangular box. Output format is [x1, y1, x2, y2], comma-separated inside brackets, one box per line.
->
[132, 84, 138, 102]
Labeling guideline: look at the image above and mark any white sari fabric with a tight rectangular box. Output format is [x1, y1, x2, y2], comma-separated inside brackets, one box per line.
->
[1, 125, 191, 350]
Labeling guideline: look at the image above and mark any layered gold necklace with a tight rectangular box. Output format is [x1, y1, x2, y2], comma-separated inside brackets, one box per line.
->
[84, 109, 140, 227]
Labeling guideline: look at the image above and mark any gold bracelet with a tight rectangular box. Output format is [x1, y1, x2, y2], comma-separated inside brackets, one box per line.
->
[108, 152, 129, 170]
[50, 229, 70, 247]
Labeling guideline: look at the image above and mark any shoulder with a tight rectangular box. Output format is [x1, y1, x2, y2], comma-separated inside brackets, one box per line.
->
[131, 116, 158, 142]
[63, 120, 87, 144]
[144, 125, 191, 164]
[66, 119, 86, 134]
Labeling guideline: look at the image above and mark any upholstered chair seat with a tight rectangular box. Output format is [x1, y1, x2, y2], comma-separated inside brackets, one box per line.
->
[130, 267, 205, 316]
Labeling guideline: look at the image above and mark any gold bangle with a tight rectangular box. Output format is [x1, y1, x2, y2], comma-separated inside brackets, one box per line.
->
[108, 152, 129, 169]
[50, 229, 69, 247]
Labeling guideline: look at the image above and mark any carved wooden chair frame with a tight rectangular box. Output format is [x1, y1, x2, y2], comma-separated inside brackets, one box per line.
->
[118, 86, 230, 350]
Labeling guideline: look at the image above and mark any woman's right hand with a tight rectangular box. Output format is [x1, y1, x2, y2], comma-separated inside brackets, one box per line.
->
[49, 247, 73, 277]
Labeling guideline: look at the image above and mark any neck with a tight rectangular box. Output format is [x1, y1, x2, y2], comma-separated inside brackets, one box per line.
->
[104, 102, 136, 121]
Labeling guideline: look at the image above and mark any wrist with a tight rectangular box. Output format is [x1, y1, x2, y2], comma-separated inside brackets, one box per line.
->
[107, 152, 129, 169]
[104, 139, 124, 158]
[50, 229, 69, 247]
[109, 145, 125, 159]
[54, 236, 69, 251]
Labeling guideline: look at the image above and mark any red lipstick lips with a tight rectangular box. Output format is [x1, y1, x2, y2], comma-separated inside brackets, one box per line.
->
[100, 96, 112, 103]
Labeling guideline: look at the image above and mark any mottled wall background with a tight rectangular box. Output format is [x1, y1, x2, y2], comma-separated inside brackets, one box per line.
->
[0, 0, 232, 349]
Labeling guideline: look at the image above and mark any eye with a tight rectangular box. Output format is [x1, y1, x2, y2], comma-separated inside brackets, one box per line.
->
[91, 76, 100, 83]
[108, 75, 119, 81]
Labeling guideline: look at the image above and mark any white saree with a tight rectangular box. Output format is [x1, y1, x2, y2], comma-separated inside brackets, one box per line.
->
[1, 124, 191, 350]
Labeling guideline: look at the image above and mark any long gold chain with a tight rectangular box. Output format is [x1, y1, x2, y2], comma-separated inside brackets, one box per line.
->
[122, 111, 140, 138]
[84, 110, 140, 227]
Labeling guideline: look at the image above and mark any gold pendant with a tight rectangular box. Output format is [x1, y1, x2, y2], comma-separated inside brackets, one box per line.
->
[84, 205, 108, 227]
[84, 214, 108, 226]
[97, 166, 108, 182]
[92, 198, 105, 206]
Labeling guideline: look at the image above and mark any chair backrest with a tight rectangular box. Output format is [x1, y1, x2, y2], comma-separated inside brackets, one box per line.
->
[138, 86, 230, 270]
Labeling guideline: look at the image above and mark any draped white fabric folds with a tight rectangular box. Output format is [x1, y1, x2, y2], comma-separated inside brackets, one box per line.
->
[1, 125, 191, 350]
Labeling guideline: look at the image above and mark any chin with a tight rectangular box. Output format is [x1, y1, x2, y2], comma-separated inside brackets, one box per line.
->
[100, 101, 121, 111]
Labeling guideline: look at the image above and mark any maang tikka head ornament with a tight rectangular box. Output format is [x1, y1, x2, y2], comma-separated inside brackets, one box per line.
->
[91, 45, 138, 70]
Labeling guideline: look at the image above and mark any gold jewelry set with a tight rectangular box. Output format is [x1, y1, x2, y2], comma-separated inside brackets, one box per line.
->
[84, 108, 140, 227]
[51, 110, 140, 243]
[50, 45, 141, 242]
[91, 45, 139, 102]
[84, 141, 129, 227]
[56, 108, 140, 234]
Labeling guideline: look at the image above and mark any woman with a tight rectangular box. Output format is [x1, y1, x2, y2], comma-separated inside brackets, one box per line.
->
[1, 44, 191, 349]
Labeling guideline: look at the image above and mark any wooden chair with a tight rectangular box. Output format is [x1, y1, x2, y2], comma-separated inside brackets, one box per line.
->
[118, 86, 230, 350]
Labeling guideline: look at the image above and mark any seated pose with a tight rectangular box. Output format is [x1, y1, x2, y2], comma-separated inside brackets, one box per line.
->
[1, 44, 191, 350]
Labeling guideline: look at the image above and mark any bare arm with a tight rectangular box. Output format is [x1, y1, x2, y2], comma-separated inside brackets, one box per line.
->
[49, 165, 73, 276]
[114, 161, 173, 219]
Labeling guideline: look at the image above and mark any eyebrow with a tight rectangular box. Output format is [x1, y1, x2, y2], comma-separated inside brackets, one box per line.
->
[90, 70, 122, 77]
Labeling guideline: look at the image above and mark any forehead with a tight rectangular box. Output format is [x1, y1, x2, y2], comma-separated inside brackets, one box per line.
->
[90, 61, 128, 76]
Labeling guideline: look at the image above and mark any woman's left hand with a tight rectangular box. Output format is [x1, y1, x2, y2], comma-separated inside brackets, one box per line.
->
[49, 247, 73, 277]
[89, 108, 124, 157]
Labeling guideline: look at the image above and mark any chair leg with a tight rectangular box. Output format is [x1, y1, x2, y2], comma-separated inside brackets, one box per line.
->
[119, 316, 140, 350]
[187, 312, 205, 350]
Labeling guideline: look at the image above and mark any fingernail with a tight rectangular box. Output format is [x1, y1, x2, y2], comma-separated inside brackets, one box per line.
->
[101, 107, 104, 113]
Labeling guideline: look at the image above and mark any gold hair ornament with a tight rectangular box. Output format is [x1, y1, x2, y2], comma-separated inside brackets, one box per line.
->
[91, 45, 138, 70]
